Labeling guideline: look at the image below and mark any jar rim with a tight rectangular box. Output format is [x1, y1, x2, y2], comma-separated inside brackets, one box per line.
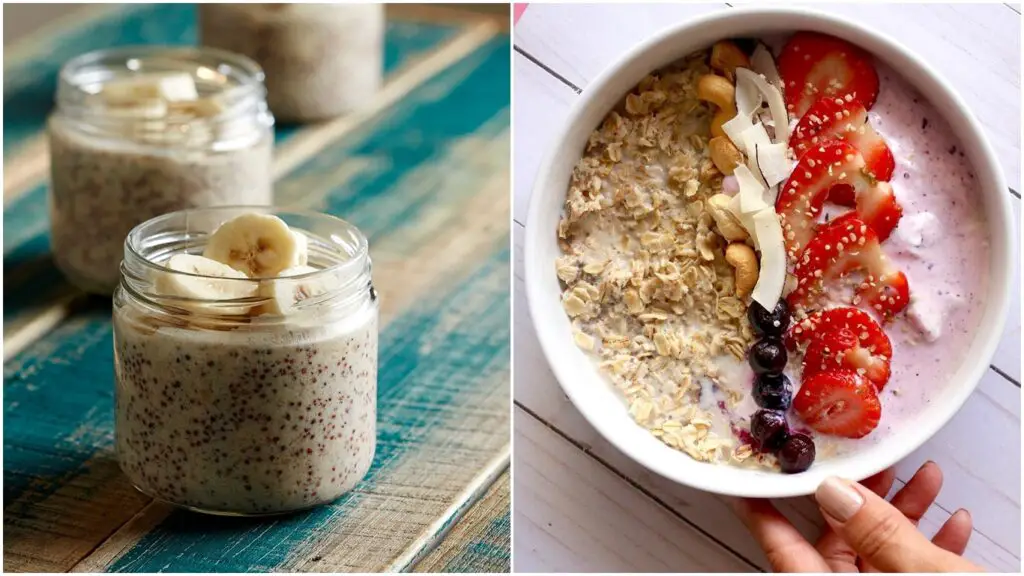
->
[54, 45, 273, 151]
[59, 45, 266, 94]
[124, 206, 369, 283]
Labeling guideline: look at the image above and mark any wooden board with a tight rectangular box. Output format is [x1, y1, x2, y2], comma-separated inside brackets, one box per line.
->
[414, 470, 511, 573]
[512, 3, 1021, 572]
[3, 6, 511, 573]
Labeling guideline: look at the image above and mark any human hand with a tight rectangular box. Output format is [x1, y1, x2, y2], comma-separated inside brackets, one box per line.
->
[732, 461, 984, 572]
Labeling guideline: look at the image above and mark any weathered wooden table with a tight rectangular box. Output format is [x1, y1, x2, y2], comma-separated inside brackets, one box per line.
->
[3, 4, 510, 572]
[513, 3, 1021, 572]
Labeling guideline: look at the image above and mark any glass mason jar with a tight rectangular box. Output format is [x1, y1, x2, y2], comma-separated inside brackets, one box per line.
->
[198, 4, 384, 122]
[113, 207, 378, 516]
[48, 46, 275, 295]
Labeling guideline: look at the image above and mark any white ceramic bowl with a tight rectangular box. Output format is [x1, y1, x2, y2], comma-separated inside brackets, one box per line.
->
[524, 6, 1015, 498]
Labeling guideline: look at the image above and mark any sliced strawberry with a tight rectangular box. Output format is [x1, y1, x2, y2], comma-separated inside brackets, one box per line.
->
[803, 329, 892, 390]
[855, 181, 902, 242]
[776, 141, 901, 258]
[787, 306, 893, 358]
[794, 369, 881, 438]
[787, 214, 911, 318]
[789, 96, 895, 183]
[778, 32, 880, 118]
[828, 184, 857, 206]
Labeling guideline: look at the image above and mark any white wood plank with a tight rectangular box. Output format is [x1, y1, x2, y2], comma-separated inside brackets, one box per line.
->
[513, 52, 574, 226]
[514, 3, 726, 89]
[512, 41, 1022, 382]
[512, 233, 1019, 570]
[514, 3, 1021, 187]
[514, 407, 757, 573]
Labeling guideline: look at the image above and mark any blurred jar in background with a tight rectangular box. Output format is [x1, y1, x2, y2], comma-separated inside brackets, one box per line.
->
[199, 4, 385, 123]
[48, 46, 274, 294]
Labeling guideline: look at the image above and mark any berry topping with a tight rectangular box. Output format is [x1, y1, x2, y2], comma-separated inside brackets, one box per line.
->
[748, 338, 788, 374]
[750, 409, 789, 452]
[777, 433, 816, 473]
[793, 369, 881, 439]
[787, 214, 910, 318]
[778, 32, 880, 117]
[787, 306, 893, 357]
[753, 372, 793, 411]
[802, 322, 892, 390]
[748, 299, 791, 337]
[789, 96, 895, 184]
[776, 141, 903, 258]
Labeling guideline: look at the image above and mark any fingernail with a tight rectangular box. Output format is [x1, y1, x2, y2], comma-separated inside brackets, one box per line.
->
[816, 477, 865, 522]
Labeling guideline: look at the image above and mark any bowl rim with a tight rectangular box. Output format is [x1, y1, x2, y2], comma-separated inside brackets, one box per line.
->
[524, 5, 1015, 497]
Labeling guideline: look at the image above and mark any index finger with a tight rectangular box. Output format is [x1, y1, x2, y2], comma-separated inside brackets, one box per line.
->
[732, 497, 832, 572]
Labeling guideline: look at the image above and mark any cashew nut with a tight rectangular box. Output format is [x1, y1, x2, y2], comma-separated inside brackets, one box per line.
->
[697, 74, 736, 116]
[725, 242, 759, 298]
[709, 136, 743, 175]
[707, 194, 748, 242]
[710, 41, 751, 82]
[710, 110, 731, 139]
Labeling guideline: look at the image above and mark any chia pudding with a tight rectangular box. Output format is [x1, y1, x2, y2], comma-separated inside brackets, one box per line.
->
[48, 47, 274, 294]
[113, 208, 378, 515]
[198, 4, 384, 123]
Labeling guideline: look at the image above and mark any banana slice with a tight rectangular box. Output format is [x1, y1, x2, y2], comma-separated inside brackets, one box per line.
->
[101, 73, 199, 106]
[258, 265, 331, 315]
[203, 213, 302, 278]
[153, 254, 258, 314]
[292, 230, 309, 267]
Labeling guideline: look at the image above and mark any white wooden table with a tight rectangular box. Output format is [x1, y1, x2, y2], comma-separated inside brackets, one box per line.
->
[512, 3, 1021, 572]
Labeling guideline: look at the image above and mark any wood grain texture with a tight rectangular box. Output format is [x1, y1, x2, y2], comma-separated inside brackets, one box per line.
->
[514, 409, 757, 573]
[4, 19, 511, 574]
[512, 4, 1021, 570]
[413, 470, 511, 573]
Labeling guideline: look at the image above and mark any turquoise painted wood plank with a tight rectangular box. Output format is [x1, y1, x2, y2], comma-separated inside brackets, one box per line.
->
[3, 3, 460, 158]
[4, 33, 510, 573]
[415, 472, 511, 573]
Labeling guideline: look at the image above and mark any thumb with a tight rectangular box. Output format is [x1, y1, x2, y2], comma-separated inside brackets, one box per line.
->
[815, 477, 981, 573]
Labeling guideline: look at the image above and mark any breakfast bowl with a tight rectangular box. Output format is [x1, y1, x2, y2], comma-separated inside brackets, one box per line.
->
[524, 6, 1014, 498]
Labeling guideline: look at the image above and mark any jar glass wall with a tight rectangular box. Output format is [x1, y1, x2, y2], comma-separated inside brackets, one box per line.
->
[49, 46, 275, 294]
[198, 4, 384, 122]
[113, 207, 378, 516]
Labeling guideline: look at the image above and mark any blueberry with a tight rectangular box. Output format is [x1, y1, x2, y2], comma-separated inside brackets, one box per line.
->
[778, 433, 816, 473]
[753, 373, 793, 410]
[748, 300, 791, 337]
[750, 409, 789, 452]
[748, 338, 788, 374]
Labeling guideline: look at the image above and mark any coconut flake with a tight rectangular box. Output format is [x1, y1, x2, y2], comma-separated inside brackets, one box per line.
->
[722, 113, 754, 150]
[728, 165, 769, 250]
[751, 208, 786, 310]
[735, 68, 790, 143]
[751, 43, 782, 89]
[735, 73, 762, 119]
[756, 142, 793, 188]
[739, 123, 772, 185]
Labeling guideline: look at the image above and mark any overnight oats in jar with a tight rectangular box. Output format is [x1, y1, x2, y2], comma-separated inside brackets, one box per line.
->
[198, 3, 384, 122]
[48, 47, 274, 294]
[113, 207, 378, 515]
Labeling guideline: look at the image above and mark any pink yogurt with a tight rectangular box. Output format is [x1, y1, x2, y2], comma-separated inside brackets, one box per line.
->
[849, 61, 991, 441]
[720, 58, 991, 458]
